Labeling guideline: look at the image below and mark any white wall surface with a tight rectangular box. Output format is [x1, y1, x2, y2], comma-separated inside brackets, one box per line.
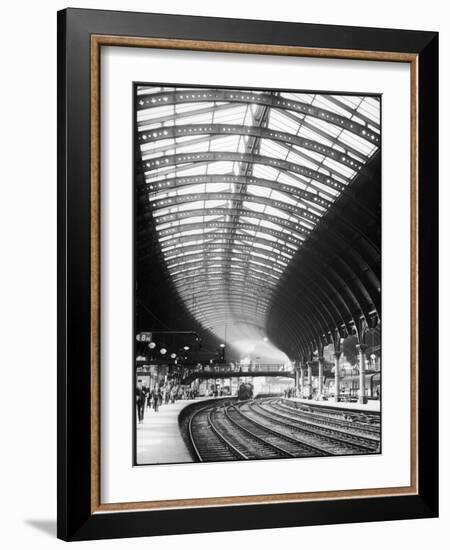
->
[0, 0, 447, 547]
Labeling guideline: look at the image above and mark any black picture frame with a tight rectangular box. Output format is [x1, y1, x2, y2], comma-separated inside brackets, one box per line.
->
[57, 7, 438, 541]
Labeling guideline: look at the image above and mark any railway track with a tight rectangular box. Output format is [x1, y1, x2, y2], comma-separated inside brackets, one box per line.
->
[188, 403, 244, 461]
[262, 400, 380, 441]
[249, 400, 380, 454]
[186, 398, 380, 462]
[281, 400, 381, 432]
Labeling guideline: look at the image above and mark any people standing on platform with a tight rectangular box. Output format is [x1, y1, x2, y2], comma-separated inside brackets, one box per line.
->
[158, 388, 163, 407]
[135, 382, 146, 423]
[152, 388, 160, 412]
[148, 389, 154, 410]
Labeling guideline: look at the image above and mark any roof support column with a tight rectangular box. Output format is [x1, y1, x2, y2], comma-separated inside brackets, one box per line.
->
[294, 363, 300, 397]
[307, 361, 313, 399]
[317, 356, 325, 400]
[299, 364, 305, 398]
[334, 351, 342, 403]
[357, 343, 368, 404]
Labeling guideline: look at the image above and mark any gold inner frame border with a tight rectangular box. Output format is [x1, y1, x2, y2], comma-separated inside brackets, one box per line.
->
[89, 34, 419, 514]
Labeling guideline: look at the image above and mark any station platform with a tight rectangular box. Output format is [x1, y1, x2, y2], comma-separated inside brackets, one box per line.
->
[289, 397, 381, 413]
[136, 396, 227, 465]
[136, 399, 195, 465]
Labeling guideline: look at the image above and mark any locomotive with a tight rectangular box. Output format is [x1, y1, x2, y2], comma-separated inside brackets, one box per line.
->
[237, 382, 254, 400]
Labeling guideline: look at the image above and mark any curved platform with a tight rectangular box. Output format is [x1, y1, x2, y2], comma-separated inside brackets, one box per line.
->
[136, 397, 226, 465]
[289, 397, 381, 413]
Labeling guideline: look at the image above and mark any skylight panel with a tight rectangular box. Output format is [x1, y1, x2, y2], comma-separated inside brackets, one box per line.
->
[243, 106, 254, 126]
[277, 171, 308, 188]
[252, 231, 277, 243]
[243, 201, 266, 213]
[281, 92, 314, 104]
[205, 161, 234, 174]
[168, 139, 211, 155]
[259, 139, 288, 160]
[175, 102, 214, 113]
[268, 189, 298, 206]
[289, 144, 326, 164]
[209, 135, 241, 151]
[263, 204, 293, 220]
[314, 96, 350, 117]
[359, 97, 381, 125]
[247, 184, 272, 198]
[176, 111, 215, 125]
[213, 105, 247, 124]
[338, 130, 376, 156]
[304, 116, 343, 138]
[252, 164, 279, 180]
[285, 149, 320, 170]
[137, 104, 175, 120]
[335, 95, 361, 109]
[322, 157, 356, 179]
[267, 109, 300, 134]
[258, 219, 285, 231]
[296, 125, 334, 147]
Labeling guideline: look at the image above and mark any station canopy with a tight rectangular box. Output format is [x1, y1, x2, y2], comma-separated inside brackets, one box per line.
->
[136, 87, 380, 361]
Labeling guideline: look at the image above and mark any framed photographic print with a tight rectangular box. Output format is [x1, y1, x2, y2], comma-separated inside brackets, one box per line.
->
[57, 8, 438, 541]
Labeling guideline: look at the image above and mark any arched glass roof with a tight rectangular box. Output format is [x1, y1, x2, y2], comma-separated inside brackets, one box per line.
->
[136, 86, 380, 357]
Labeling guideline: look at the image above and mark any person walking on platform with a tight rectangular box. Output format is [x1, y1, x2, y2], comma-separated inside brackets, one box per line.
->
[135, 384, 145, 423]
[153, 389, 160, 412]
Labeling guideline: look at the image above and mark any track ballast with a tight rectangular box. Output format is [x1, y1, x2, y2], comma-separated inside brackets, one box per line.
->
[186, 398, 380, 462]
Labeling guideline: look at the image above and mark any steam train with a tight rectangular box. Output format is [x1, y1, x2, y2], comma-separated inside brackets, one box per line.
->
[237, 382, 254, 400]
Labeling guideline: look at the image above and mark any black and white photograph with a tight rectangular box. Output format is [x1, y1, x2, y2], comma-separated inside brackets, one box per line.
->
[0, 0, 443, 546]
[134, 85, 382, 466]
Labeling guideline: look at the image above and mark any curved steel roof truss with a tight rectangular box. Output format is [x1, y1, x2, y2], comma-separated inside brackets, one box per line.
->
[135, 85, 380, 357]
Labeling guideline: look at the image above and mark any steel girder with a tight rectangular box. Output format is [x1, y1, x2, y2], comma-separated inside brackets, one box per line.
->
[165, 243, 292, 265]
[159, 233, 299, 256]
[162, 221, 377, 270]
[174, 271, 279, 291]
[301, 230, 381, 312]
[138, 123, 364, 171]
[150, 191, 320, 226]
[166, 251, 287, 274]
[141, 196, 380, 260]
[143, 168, 378, 231]
[141, 208, 380, 314]
[189, 301, 270, 318]
[273, 107, 369, 162]
[137, 101, 239, 128]
[267, 228, 380, 352]
[137, 223, 379, 320]
[138, 207, 310, 241]
[178, 282, 273, 299]
[141, 174, 332, 209]
[187, 293, 272, 308]
[170, 265, 280, 285]
[137, 226, 303, 259]
[155, 211, 309, 238]
[136, 89, 380, 143]
[141, 171, 337, 203]
[142, 179, 379, 242]
[266, 235, 380, 353]
[142, 151, 347, 192]
[324, 95, 380, 130]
